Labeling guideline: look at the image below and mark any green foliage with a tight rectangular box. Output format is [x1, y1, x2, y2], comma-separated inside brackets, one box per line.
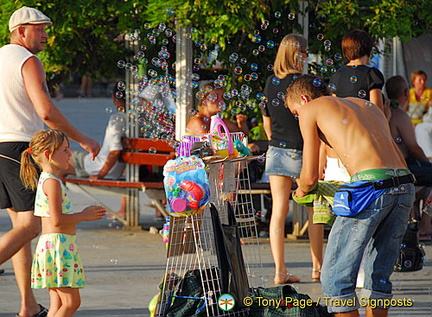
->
[1, 0, 432, 107]
[313, 0, 432, 48]
[0, 0, 152, 87]
[143, 0, 305, 120]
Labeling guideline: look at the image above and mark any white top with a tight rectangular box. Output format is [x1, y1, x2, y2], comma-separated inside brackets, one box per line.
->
[0, 44, 44, 142]
[324, 157, 351, 182]
[34, 172, 74, 217]
[83, 112, 126, 179]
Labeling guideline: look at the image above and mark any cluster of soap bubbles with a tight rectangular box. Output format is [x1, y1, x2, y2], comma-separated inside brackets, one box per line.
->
[114, 21, 182, 149]
[114, 9, 361, 144]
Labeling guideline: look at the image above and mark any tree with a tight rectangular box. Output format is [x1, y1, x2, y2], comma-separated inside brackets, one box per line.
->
[1, 0, 431, 106]
[0, 0, 151, 88]
[142, 0, 432, 118]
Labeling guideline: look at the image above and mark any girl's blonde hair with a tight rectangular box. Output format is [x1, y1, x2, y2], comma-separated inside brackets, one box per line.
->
[20, 129, 69, 190]
[273, 34, 307, 79]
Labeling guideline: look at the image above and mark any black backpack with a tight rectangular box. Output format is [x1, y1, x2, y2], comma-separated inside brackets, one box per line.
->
[394, 220, 426, 272]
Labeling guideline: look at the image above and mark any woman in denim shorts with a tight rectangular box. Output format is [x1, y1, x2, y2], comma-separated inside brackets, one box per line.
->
[262, 34, 324, 284]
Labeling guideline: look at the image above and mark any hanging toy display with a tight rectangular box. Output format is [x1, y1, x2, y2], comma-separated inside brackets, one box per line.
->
[163, 156, 210, 217]
[209, 115, 239, 158]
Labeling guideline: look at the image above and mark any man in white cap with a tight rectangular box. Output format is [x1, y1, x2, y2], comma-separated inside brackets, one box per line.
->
[0, 7, 101, 317]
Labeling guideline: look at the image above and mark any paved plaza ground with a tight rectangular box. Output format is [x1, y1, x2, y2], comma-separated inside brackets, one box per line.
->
[1, 98, 431, 316]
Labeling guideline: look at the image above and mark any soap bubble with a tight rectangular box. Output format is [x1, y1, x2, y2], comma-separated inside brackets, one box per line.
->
[274, 11, 282, 18]
[276, 91, 285, 100]
[257, 155, 266, 163]
[358, 90, 367, 98]
[317, 34, 324, 41]
[253, 34, 262, 43]
[256, 92, 265, 101]
[229, 53, 239, 63]
[158, 23, 166, 32]
[271, 99, 280, 107]
[312, 78, 322, 87]
[350, 76, 358, 83]
[272, 77, 281, 85]
[328, 83, 337, 92]
[288, 13, 296, 20]
[266, 40, 275, 48]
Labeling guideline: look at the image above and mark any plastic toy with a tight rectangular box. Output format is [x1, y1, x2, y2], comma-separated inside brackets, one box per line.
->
[163, 156, 210, 217]
[209, 115, 238, 158]
[234, 139, 251, 156]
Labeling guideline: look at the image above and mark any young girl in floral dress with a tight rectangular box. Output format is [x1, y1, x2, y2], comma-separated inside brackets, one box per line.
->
[20, 129, 106, 317]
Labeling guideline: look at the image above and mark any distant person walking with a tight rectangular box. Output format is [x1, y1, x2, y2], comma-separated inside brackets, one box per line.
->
[0, 7, 100, 317]
[20, 130, 106, 317]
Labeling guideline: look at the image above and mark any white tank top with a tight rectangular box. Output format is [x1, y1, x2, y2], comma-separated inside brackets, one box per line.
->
[324, 157, 351, 182]
[0, 44, 44, 142]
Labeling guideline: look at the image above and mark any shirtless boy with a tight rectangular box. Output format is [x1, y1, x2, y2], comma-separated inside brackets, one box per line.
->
[286, 75, 415, 317]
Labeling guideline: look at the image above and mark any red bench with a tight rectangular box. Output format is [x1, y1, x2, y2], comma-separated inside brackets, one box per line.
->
[66, 138, 175, 230]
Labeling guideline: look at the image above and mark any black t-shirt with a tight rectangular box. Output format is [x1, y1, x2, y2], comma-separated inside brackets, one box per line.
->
[330, 65, 384, 100]
[262, 73, 303, 150]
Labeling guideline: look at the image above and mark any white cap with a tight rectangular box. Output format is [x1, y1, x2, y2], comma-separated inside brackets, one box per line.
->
[9, 6, 52, 33]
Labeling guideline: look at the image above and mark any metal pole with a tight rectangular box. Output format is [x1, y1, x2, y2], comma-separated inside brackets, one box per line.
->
[175, 25, 193, 141]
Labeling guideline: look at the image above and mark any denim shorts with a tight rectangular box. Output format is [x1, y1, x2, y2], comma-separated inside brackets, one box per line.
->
[321, 183, 415, 313]
[264, 145, 302, 177]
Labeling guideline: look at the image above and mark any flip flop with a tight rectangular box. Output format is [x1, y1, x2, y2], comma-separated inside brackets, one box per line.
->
[16, 304, 48, 317]
[311, 268, 321, 282]
[274, 272, 301, 285]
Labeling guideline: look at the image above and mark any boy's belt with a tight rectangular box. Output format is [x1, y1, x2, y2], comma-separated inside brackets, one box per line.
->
[372, 174, 416, 190]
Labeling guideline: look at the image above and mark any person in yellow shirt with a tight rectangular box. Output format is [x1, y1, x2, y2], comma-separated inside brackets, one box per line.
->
[406, 70, 432, 125]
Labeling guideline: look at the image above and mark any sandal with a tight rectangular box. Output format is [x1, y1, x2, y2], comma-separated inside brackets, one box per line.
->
[312, 268, 321, 282]
[16, 304, 48, 317]
[274, 271, 301, 285]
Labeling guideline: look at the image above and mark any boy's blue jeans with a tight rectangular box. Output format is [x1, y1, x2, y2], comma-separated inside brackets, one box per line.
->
[321, 183, 415, 313]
